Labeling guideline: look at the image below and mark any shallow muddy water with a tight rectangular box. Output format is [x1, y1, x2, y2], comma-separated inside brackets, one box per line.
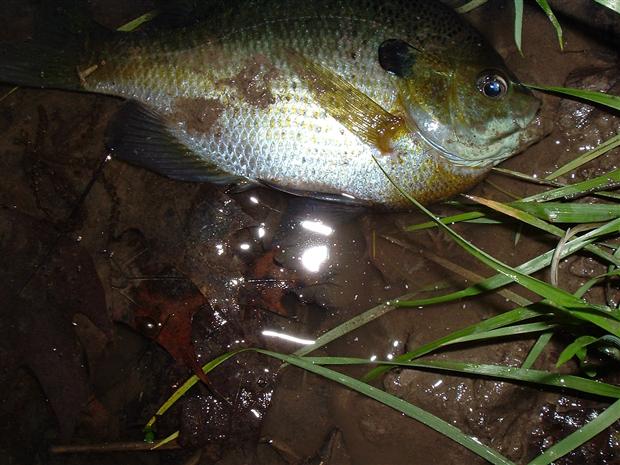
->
[0, 1, 619, 464]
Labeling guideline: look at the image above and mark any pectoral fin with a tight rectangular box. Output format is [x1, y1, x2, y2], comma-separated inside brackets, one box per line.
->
[286, 51, 407, 153]
[106, 102, 245, 184]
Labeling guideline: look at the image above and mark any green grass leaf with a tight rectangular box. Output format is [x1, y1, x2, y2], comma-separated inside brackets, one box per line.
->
[593, 0, 620, 14]
[397, 217, 620, 312]
[116, 10, 159, 32]
[528, 167, 620, 201]
[556, 335, 598, 367]
[383, 187, 601, 314]
[522, 332, 553, 369]
[310, 357, 620, 399]
[293, 291, 419, 357]
[363, 306, 546, 381]
[544, 135, 620, 181]
[151, 431, 179, 450]
[144, 350, 241, 430]
[456, 0, 489, 13]
[406, 166, 620, 232]
[405, 211, 487, 232]
[150, 348, 517, 465]
[526, 84, 620, 111]
[510, 201, 620, 223]
[258, 350, 516, 465]
[465, 196, 620, 267]
[514, 0, 524, 53]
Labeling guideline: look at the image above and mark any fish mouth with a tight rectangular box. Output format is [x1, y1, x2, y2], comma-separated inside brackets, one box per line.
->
[420, 106, 546, 167]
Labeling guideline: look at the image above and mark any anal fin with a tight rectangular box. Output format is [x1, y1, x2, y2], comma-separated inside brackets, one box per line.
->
[105, 101, 244, 184]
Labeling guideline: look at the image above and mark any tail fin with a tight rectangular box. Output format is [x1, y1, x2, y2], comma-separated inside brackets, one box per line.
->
[0, 42, 83, 90]
[0, 1, 112, 91]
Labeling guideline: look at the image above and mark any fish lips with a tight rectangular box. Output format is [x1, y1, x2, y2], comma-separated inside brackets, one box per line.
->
[415, 102, 546, 168]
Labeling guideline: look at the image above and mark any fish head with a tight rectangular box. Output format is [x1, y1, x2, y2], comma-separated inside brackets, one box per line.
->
[379, 39, 543, 167]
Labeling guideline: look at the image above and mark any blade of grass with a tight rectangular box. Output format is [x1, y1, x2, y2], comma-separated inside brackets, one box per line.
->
[465, 196, 620, 267]
[293, 291, 419, 357]
[556, 335, 599, 367]
[297, 245, 540, 362]
[144, 350, 240, 429]
[150, 348, 517, 465]
[406, 167, 620, 232]
[526, 85, 620, 111]
[259, 350, 516, 465]
[544, 134, 620, 180]
[494, 167, 620, 201]
[527, 398, 620, 465]
[307, 357, 620, 399]
[456, 0, 489, 13]
[493, 167, 563, 187]
[151, 431, 179, 450]
[397, 217, 619, 310]
[453, 321, 557, 344]
[535, 0, 563, 49]
[0, 86, 18, 103]
[522, 332, 554, 368]
[116, 9, 159, 32]
[363, 306, 546, 381]
[514, 0, 524, 54]
[510, 201, 620, 223]
[405, 211, 487, 232]
[593, 0, 620, 15]
[526, 166, 620, 200]
[380, 235, 532, 307]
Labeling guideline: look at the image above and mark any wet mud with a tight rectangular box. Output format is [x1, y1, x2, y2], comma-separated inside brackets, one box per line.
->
[0, 1, 619, 464]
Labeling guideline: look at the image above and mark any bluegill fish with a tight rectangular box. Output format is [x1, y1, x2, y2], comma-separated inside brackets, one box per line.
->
[0, 0, 543, 207]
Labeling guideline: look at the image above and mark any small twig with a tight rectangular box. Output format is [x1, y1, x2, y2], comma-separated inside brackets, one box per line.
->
[50, 440, 180, 454]
[492, 167, 563, 188]
[0, 86, 19, 103]
[77, 63, 100, 85]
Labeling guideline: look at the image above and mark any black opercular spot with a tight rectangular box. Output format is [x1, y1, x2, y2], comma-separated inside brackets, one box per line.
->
[378, 39, 416, 78]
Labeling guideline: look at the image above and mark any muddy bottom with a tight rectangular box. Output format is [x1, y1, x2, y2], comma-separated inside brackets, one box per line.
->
[1, 1, 619, 465]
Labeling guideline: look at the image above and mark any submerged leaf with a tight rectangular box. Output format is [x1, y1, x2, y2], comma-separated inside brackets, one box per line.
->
[510, 201, 620, 223]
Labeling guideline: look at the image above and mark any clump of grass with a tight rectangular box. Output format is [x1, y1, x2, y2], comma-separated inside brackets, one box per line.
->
[457, 0, 564, 52]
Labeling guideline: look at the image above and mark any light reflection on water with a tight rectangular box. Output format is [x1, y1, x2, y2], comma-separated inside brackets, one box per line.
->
[300, 244, 329, 272]
[300, 219, 334, 236]
[262, 330, 315, 345]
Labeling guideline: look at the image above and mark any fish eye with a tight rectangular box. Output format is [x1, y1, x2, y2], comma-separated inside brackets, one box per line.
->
[476, 71, 508, 99]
